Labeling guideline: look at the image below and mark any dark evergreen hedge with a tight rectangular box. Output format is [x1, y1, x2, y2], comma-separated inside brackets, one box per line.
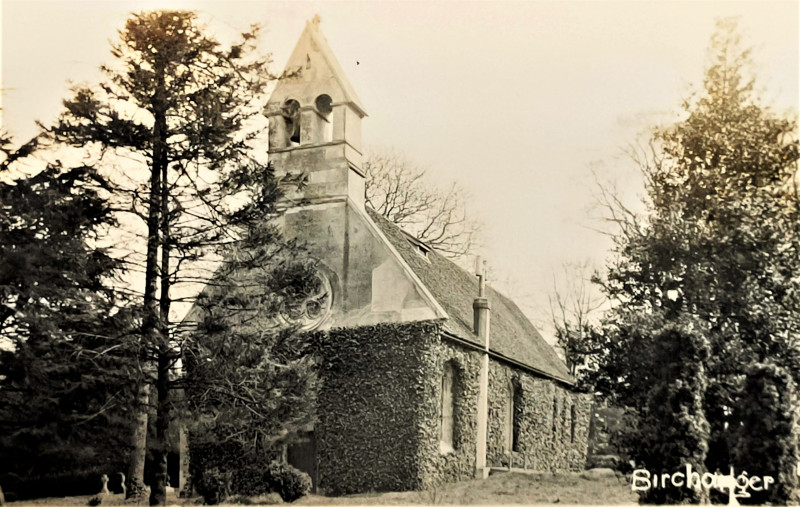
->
[731, 362, 799, 505]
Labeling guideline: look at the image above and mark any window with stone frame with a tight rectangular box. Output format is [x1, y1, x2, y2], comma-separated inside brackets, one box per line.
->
[282, 98, 301, 145]
[440, 362, 456, 453]
[570, 404, 576, 443]
[512, 383, 522, 452]
[505, 381, 522, 453]
[552, 396, 558, 437]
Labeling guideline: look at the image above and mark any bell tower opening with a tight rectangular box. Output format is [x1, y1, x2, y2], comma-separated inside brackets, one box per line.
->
[282, 99, 301, 146]
[315, 94, 333, 143]
[265, 17, 368, 209]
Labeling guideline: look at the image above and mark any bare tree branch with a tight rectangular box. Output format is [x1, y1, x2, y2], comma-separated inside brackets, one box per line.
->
[364, 147, 482, 258]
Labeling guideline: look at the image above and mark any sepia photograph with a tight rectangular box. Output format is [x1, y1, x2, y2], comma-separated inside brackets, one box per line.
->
[1, 1, 798, 505]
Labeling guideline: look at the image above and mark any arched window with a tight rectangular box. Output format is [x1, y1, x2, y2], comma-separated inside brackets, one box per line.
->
[315, 94, 333, 116]
[282, 99, 301, 145]
[440, 362, 456, 453]
[570, 405, 576, 443]
[505, 381, 522, 453]
[314, 94, 333, 142]
[552, 396, 558, 437]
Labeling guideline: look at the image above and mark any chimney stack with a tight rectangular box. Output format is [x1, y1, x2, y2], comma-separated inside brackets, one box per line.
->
[474, 257, 490, 479]
[473, 257, 490, 343]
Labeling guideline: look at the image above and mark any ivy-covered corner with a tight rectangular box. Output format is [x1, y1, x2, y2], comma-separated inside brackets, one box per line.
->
[305, 319, 591, 497]
[487, 362, 591, 472]
[417, 340, 483, 488]
[310, 320, 444, 495]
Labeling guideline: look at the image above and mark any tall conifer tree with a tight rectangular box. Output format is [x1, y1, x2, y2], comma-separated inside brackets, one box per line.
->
[47, 11, 283, 504]
[0, 134, 139, 497]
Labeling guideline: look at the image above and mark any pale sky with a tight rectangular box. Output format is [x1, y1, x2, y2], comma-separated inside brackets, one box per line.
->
[2, 0, 798, 336]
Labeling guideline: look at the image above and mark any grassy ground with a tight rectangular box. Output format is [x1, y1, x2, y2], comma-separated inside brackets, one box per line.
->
[296, 471, 638, 505]
[9, 471, 638, 506]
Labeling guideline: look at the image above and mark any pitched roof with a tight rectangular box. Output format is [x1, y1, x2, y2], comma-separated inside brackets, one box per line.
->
[366, 207, 574, 385]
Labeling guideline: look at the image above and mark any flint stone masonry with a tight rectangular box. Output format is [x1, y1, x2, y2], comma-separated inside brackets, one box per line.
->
[487, 361, 591, 471]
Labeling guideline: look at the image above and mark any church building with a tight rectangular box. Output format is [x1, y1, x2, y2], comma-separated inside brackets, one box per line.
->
[256, 18, 590, 495]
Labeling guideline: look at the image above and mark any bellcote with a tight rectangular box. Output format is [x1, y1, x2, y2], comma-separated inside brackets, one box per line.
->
[266, 17, 367, 158]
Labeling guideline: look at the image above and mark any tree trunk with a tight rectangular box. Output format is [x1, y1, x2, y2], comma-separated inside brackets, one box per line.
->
[126, 383, 149, 500]
[149, 352, 171, 506]
[148, 61, 171, 507]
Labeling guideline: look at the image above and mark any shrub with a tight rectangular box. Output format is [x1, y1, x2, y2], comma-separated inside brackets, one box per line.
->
[731, 362, 799, 505]
[194, 467, 231, 505]
[264, 462, 311, 502]
[623, 321, 711, 504]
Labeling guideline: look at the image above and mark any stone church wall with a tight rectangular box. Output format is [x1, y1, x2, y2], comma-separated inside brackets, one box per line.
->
[486, 361, 591, 471]
[416, 336, 591, 487]
[311, 321, 590, 496]
[417, 339, 482, 488]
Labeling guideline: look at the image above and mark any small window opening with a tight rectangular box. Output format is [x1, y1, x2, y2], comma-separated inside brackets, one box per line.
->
[405, 234, 431, 261]
[552, 397, 558, 436]
[314, 94, 333, 142]
[315, 94, 333, 117]
[570, 405, 576, 443]
[505, 381, 522, 453]
[512, 383, 522, 452]
[440, 362, 456, 453]
[282, 99, 301, 144]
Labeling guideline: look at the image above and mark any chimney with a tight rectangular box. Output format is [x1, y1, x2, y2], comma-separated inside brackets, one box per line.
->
[474, 257, 490, 479]
[473, 257, 490, 345]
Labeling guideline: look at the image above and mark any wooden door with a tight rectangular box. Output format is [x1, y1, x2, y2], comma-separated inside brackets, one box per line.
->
[287, 431, 318, 493]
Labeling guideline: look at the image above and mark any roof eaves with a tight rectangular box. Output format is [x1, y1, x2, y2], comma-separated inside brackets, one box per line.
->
[441, 330, 576, 387]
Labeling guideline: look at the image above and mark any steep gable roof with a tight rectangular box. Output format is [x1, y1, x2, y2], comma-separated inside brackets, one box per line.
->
[367, 208, 573, 385]
[267, 18, 367, 117]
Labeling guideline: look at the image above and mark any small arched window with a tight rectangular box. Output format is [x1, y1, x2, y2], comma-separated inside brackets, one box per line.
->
[505, 381, 522, 453]
[552, 397, 558, 437]
[282, 99, 301, 144]
[440, 362, 456, 453]
[315, 94, 333, 116]
[570, 405, 576, 443]
[314, 94, 333, 142]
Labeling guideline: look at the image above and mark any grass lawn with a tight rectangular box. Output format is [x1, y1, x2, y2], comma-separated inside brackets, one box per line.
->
[9, 471, 638, 505]
[296, 471, 638, 505]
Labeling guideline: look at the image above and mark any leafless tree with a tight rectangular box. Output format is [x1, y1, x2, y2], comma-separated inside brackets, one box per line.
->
[364, 148, 481, 258]
[548, 261, 605, 377]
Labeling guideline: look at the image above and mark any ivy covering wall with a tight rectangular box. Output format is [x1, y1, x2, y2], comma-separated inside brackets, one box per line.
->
[308, 320, 591, 496]
[486, 362, 591, 471]
[310, 320, 442, 495]
[417, 341, 482, 488]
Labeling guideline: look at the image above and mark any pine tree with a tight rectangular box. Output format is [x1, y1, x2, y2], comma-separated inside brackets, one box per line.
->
[0, 135, 140, 497]
[45, 11, 282, 504]
[185, 223, 320, 450]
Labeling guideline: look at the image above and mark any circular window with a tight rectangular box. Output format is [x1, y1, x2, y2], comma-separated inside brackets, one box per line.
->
[279, 271, 333, 331]
[315, 94, 333, 116]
